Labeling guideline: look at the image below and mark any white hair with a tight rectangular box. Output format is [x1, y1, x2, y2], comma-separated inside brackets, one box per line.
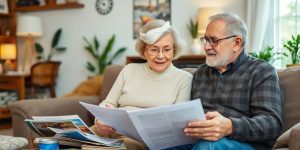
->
[135, 19, 185, 59]
[209, 13, 248, 48]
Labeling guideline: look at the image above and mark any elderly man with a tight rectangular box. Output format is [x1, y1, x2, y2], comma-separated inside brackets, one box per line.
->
[177, 13, 282, 150]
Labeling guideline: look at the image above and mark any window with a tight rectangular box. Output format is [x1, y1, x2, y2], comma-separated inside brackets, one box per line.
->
[276, 0, 300, 67]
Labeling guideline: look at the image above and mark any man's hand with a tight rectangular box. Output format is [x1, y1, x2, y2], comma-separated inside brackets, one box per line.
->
[184, 111, 233, 141]
[95, 119, 116, 137]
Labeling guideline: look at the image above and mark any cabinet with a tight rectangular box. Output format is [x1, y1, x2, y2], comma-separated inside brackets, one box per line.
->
[0, 0, 17, 70]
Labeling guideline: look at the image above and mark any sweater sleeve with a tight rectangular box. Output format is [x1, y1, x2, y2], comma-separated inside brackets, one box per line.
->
[175, 73, 193, 103]
[99, 66, 127, 108]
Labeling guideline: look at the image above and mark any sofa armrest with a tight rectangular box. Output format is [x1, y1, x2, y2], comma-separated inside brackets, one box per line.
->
[8, 96, 100, 139]
[289, 124, 300, 150]
[273, 122, 300, 149]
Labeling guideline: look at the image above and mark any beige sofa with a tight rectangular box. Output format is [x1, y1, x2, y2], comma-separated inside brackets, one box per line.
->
[8, 65, 300, 149]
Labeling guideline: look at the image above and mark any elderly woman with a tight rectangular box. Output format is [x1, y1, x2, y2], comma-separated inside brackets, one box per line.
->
[94, 19, 192, 149]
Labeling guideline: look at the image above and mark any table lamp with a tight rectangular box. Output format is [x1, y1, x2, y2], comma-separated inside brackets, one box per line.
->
[0, 44, 17, 73]
[197, 8, 223, 35]
[17, 15, 42, 73]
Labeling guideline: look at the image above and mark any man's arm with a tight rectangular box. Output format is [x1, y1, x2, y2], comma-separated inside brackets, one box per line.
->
[229, 68, 283, 142]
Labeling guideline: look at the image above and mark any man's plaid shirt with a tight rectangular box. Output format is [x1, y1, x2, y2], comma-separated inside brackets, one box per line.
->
[191, 51, 283, 149]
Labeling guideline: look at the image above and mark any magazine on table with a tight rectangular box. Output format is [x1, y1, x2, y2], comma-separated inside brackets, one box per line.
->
[24, 115, 123, 148]
[80, 99, 205, 150]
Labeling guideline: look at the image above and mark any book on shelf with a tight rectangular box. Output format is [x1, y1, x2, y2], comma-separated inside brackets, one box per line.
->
[24, 115, 125, 149]
[80, 99, 205, 150]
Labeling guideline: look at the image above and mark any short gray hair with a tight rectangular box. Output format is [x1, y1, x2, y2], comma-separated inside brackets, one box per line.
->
[135, 19, 185, 59]
[209, 13, 248, 48]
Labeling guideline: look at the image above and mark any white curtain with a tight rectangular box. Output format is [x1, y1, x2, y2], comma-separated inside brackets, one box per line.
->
[246, 0, 275, 52]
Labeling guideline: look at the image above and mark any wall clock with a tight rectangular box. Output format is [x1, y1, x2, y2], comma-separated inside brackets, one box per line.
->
[96, 0, 113, 15]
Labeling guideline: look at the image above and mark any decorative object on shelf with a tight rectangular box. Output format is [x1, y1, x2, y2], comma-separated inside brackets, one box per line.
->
[283, 34, 300, 67]
[83, 35, 127, 75]
[0, 0, 9, 14]
[187, 18, 201, 54]
[17, 15, 43, 73]
[95, 0, 113, 15]
[34, 28, 67, 61]
[0, 43, 17, 73]
[133, 0, 170, 39]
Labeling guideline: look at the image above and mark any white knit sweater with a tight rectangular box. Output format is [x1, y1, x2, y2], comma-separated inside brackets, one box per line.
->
[99, 63, 193, 110]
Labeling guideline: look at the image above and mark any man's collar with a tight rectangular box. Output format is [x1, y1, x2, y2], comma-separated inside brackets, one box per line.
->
[209, 50, 248, 74]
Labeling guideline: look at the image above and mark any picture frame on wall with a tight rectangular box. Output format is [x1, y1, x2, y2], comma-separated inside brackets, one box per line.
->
[133, 0, 171, 39]
[0, 0, 9, 14]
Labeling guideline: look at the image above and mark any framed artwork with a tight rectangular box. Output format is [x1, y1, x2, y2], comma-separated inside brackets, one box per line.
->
[133, 0, 171, 39]
[0, 0, 9, 14]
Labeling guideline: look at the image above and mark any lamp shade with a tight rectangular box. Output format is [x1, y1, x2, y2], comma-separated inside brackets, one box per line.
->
[197, 8, 223, 34]
[17, 16, 43, 37]
[0, 44, 17, 60]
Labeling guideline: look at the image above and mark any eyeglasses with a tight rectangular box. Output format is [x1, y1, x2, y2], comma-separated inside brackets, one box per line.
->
[200, 35, 237, 47]
[146, 46, 173, 56]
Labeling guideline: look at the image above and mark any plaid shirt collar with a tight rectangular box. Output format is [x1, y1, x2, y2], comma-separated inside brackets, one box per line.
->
[209, 50, 247, 74]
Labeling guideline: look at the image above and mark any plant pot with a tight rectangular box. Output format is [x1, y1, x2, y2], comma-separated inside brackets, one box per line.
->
[191, 38, 202, 54]
[286, 64, 300, 68]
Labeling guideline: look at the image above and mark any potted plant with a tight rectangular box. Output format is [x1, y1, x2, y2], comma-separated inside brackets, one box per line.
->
[283, 34, 300, 67]
[249, 46, 278, 64]
[83, 35, 127, 75]
[187, 18, 201, 54]
[34, 28, 67, 61]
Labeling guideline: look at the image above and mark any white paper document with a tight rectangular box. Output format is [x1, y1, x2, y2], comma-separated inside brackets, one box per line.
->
[80, 99, 205, 150]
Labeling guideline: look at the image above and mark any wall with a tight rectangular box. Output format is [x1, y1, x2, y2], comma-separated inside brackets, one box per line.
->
[17, 0, 246, 96]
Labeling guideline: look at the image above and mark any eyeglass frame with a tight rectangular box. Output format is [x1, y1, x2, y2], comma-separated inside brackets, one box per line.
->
[200, 35, 237, 47]
[145, 46, 174, 56]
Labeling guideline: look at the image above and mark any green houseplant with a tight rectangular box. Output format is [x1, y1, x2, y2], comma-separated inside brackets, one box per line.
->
[249, 46, 276, 63]
[35, 28, 67, 61]
[187, 18, 198, 39]
[187, 18, 201, 54]
[83, 35, 127, 75]
[283, 34, 300, 66]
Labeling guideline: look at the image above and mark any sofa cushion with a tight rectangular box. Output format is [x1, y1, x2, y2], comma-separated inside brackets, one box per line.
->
[100, 65, 124, 101]
[64, 75, 104, 97]
[273, 122, 300, 149]
[277, 67, 300, 132]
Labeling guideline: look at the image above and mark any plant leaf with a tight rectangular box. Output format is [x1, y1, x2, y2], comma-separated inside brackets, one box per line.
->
[98, 35, 115, 74]
[83, 37, 98, 58]
[55, 47, 67, 52]
[51, 28, 62, 48]
[34, 43, 44, 54]
[86, 62, 96, 73]
[94, 36, 100, 56]
[107, 47, 127, 64]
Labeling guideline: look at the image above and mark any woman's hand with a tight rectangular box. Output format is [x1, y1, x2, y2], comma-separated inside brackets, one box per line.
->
[94, 119, 116, 137]
[184, 111, 233, 141]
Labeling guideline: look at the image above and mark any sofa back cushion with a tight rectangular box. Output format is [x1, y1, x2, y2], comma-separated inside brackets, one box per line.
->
[100, 65, 124, 101]
[277, 67, 300, 132]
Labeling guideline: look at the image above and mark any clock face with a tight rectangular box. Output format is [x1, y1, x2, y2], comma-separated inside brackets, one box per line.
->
[96, 0, 113, 15]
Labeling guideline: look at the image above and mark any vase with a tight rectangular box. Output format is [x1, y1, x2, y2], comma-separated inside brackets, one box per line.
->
[191, 38, 202, 54]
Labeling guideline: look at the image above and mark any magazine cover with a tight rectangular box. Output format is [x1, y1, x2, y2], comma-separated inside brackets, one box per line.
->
[24, 115, 121, 147]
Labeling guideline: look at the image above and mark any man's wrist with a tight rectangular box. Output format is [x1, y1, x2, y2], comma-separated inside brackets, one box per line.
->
[225, 118, 233, 136]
